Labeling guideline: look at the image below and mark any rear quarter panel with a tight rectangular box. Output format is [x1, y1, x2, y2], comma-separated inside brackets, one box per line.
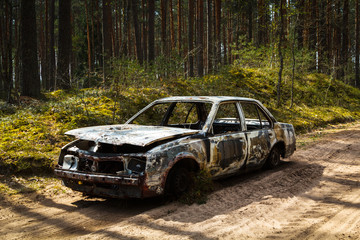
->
[274, 122, 296, 157]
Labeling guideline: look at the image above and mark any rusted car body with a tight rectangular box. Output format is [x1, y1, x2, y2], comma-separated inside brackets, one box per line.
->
[54, 96, 296, 198]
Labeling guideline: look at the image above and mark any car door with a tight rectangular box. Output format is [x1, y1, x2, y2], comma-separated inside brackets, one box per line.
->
[240, 101, 275, 168]
[207, 102, 247, 177]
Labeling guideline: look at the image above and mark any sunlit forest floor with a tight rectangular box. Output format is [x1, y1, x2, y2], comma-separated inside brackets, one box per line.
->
[0, 66, 359, 173]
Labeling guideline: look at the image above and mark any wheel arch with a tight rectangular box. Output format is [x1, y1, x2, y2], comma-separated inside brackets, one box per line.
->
[272, 140, 286, 158]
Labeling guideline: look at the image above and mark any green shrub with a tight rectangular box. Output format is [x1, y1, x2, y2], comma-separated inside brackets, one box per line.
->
[179, 169, 214, 205]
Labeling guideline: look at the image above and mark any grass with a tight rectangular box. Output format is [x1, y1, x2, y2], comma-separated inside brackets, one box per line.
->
[0, 174, 65, 196]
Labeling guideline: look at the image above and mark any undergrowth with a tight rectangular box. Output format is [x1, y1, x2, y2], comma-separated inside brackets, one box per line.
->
[179, 169, 214, 205]
[0, 62, 359, 174]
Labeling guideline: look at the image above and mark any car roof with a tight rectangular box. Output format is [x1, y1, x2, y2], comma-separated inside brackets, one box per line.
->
[155, 96, 257, 104]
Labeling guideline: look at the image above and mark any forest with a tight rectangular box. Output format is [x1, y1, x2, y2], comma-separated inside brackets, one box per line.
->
[0, 0, 360, 173]
[1, 0, 360, 101]
[1, 2, 360, 238]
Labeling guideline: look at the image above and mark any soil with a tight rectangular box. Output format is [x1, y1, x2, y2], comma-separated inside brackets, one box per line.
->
[0, 122, 359, 240]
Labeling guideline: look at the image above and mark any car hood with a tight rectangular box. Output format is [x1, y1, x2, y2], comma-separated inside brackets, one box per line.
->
[65, 124, 200, 147]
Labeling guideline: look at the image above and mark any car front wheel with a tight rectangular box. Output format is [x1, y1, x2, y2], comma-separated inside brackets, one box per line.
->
[169, 167, 192, 197]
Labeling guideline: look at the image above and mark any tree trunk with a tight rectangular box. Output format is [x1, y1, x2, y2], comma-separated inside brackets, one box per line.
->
[309, 0, 317, 54]
[227, 9, 232, 64]
[222, 9, 227, 65]
[277, 0, 285, 107]
[334, 0, 341, 79]
[340, 0, 349, 81]
[14, 5, 20, 96]
[116, 1, 123, 57]
[39, 1, 46, 89]
[356, 0, 359, 87]
[215, 0, 221, 65]
[57, 0, 71, 89]
[207, 0, 212, 73]
[48, 0, 55, 90]
[317, 0, 326, 73]
[290, 14, 297, 108]
[6, 1, 13, 102]
[177, 0, 182, 54]
[295, 0, 305, 49]
[20, 0, 40, 97]
[0, 3, 10, 100]
[326, 0, 333, 73]
[43, 0, 50, 90]
[142, 0, 147, 62]
[248, 2, 253, 42]
[196, 0, 204, 76]
[0, 13, 4, 98]
[84, 0, 92, 88]
[257, 0, 266, 46]
[85, 0, 92, 72]
[131, 0, 143, 64]
[102, 0, 113, 61]
[303, 0, 309, 48]
[188, 0, 194, 77]
[148, 0, 155, 63]
[160, 0, 168, 55]
[93, 0, 102, 67]
[126, 1, 131, 57]
[169, 0, 175, 51]
[113, 1, 119, 57]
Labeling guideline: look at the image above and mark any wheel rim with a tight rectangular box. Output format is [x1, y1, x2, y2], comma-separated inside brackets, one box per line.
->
[174, 171, 188, 192]
[172, 168, 190, 196]
[270, 149, 280, 166]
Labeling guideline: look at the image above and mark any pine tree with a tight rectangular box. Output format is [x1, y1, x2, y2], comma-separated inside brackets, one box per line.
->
[20, 0, 40, 97]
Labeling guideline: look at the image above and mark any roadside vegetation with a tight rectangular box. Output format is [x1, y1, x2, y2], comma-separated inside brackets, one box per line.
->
[0, 61, 359, 175]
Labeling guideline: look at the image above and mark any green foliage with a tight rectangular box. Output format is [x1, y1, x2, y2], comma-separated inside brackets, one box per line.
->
[179, 169, 214, 205]
[232, 37, 272, 68]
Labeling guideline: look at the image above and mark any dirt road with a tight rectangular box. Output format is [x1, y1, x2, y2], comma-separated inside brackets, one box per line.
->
[0, 122, 359, 239]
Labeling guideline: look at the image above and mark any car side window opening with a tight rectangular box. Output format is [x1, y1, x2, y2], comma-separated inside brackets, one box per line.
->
[212, 102, 242, 134]
[241, 102, 271, 130]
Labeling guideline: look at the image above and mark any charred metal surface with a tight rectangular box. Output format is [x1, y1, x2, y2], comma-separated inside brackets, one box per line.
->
[54, 169, 140, 185]
[62, 179, 146, 198]
[66, 125, 199, 147]
[55, 96, 296, 198]
[246, 130, 272, 168]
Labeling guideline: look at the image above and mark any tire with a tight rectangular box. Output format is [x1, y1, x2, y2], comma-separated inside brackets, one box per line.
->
[264, 146, 281, 169]
[168, 167, 192, 197]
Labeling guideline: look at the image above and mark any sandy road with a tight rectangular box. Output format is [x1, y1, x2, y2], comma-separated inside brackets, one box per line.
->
[0, 122, 359, 239]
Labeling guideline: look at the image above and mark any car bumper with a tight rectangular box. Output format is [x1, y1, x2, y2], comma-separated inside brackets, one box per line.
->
[54, 168, 157, 198]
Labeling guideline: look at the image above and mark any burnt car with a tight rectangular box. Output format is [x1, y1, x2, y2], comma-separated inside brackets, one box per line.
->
[54, 96, 296, 198]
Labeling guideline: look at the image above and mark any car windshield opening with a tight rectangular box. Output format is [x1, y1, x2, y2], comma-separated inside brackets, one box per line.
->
[129, 101, 212, 130]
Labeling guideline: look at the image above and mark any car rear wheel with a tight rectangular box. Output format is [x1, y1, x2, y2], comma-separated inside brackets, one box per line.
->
[264, 146, 281, 169]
